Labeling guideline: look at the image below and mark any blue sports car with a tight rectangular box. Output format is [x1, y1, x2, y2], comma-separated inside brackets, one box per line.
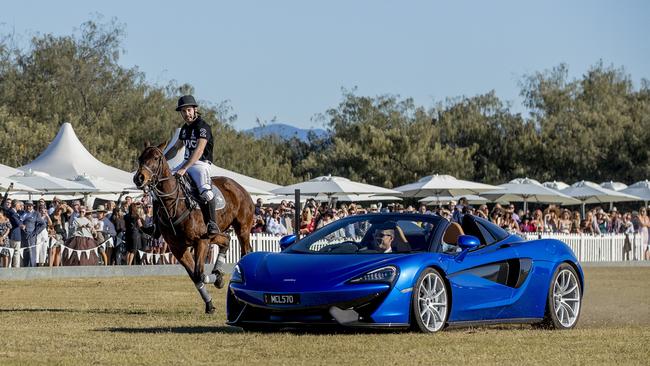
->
[227, 213, 584, 332]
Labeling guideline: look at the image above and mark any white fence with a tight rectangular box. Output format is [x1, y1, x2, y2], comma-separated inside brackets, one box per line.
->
[212, 233, 648, 264]
[524, 233, 646, 262]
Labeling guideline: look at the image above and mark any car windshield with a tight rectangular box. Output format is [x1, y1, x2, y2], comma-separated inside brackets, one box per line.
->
[288, 214, 441, 254]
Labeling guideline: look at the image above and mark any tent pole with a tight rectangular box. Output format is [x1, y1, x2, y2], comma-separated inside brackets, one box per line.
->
[294, 189, 301, 243]
[523, 197, 528, 214]
[581, 202, 586, 219]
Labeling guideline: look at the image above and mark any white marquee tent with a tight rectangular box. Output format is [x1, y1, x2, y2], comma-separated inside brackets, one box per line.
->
[0, 163, 22, 178]
[19, 123, 134, 186]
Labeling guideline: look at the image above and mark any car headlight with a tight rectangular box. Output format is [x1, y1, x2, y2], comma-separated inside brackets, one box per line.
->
[231, 264, 244, 284]
[349, 266, 398, 284]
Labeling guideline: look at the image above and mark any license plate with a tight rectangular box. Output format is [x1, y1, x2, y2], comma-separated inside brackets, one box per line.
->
[264, 293, 300, 305]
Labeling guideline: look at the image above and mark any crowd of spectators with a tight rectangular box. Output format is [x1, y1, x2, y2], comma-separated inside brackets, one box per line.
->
[0, 194, 175, 268]
[2, 194, 649, 268]
[252, 196, 650, 261]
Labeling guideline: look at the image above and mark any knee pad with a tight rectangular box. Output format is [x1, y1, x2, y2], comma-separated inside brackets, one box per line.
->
[201, 189, 214, 202]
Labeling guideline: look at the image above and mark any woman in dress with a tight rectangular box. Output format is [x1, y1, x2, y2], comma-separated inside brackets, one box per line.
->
[639, 207, 650, 260]
[558, 210, 572, 234]
[0, 210, 12, 268]
[124, 203, 144, 265]
[62, 206, 99, 266]
[49, 206, 67, 267]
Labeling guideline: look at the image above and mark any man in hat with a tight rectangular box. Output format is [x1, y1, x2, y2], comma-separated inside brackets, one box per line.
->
[164, 95, 219, 235]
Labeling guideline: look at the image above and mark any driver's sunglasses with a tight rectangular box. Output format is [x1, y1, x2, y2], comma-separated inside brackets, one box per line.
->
[375, 233, 392, 238]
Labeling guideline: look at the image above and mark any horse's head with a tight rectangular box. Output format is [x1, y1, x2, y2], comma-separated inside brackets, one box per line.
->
[134, 141, 168, 190]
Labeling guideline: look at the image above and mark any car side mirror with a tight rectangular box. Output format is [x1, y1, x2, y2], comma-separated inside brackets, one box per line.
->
[457, 235, 480, 250]
[279, 234, 296, 250]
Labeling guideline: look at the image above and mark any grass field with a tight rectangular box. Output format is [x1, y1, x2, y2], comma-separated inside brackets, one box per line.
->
[1, 267, 649, 365]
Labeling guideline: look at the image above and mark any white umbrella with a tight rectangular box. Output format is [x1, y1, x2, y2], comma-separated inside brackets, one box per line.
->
[600, 181, 628, 191]
[419, 194, 487, 205]
[271, 175, 401, 197]
[481, 177, 580, 212]
[600, 181, 629, 210]
[394, 174, 501, 199]
[10, 170, 99, 194]
[543, 181, 570, 191]
[318, 194, 402, 202]
[562, 180, 641, 217]
[621, 180, 650, 207]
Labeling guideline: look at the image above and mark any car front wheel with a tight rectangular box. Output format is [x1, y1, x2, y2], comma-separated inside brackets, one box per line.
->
[411, 268, 449, 333]
[537, 263, 582, 329]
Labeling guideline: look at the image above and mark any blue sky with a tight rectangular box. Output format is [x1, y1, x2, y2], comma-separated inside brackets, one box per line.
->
[2, 1, 648, 130]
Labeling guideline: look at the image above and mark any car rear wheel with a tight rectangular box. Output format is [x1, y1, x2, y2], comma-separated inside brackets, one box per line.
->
[537, 263, 582, 329]
[411, 268, 449, 333]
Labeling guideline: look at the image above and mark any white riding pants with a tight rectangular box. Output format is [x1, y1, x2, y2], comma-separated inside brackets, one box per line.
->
[173, 160, 213, 195]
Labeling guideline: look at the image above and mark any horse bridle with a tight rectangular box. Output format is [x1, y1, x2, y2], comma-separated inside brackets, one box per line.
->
[138, 147, 191, 235]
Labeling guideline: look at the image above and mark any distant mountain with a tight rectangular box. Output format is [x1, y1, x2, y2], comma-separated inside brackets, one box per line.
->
[244, 123, 328, 142]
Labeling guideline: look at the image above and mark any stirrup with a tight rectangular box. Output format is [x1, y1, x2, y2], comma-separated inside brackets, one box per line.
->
[207, 221, 219, 234]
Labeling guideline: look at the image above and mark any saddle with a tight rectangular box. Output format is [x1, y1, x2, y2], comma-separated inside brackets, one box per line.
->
[177, 175, 226, 211]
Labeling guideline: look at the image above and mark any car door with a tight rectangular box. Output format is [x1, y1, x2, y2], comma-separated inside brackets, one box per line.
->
[443, 216, 522, 322]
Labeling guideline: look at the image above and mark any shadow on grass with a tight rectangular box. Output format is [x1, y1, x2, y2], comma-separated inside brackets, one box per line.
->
[99, 326, 242, 334]
[0, 307, 191, 316]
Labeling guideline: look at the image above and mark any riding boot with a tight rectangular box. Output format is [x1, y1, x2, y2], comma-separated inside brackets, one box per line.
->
[206, 196, 220, 235]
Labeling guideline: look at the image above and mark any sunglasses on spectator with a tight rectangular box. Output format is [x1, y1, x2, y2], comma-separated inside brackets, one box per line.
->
[374, 233, 392, 238]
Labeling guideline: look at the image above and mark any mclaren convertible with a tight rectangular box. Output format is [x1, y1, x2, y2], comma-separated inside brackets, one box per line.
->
[226, 213, 583, 332]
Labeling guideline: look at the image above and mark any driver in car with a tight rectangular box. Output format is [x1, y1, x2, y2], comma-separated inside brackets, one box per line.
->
[374, 228, 395, 253]
[373, 225, 411, 253]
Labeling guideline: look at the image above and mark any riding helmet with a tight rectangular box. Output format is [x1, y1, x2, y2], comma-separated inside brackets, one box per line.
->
[176, 95, 198, 111]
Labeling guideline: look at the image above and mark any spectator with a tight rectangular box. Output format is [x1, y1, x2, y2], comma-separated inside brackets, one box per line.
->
[476, 204, 489, 219]
[531, 209, 544, 232]
[251, 216, 265, 234]
[124, 202, 144, 265]
[639, 207, 650, 260]
[489, 208, 503, 227]
[299, 207, 314, 236]
[622, 213, 634, 261]
[49, 205, 68, 267]
[22, 201, 46, 267]
[94, 205, 116, 266]
[7, 200, 23, 267]
[32, 204, 51, 267]
[266, 210, 288, 236]
[110, 206, 127, 265]
[0, 210, 12, 267]
[62, 206, 98, 266]
[558, 210, 572, 234]
[520, 215, 536, 233]
[544, 210, 559, 233]
[254, 198, 263, 216]
[507, 204, 520, 224]
[502, 211, 520, 233]
[571, 211, 582, 234]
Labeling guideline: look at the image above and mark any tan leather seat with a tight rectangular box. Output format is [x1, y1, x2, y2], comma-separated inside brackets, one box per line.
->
[394, 226, 409, 244]
[443, 222, 464, 245]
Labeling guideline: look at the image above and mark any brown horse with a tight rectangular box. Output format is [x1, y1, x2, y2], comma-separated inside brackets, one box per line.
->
[134, 142, 255, 313]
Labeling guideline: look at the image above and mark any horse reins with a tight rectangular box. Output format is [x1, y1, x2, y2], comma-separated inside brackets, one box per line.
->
[139, 147, 193, 235]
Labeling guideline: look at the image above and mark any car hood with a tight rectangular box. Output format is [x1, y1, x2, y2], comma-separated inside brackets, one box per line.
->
[238, 252, 413, 292]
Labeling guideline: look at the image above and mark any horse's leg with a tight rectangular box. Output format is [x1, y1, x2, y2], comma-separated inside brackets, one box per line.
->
[207, 233, 230, 289]
[174, 246, 215, 314]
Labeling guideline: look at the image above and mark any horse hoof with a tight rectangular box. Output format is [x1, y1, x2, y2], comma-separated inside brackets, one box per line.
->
[213, 271, 225, 289]
[205, 302, 215, 314]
